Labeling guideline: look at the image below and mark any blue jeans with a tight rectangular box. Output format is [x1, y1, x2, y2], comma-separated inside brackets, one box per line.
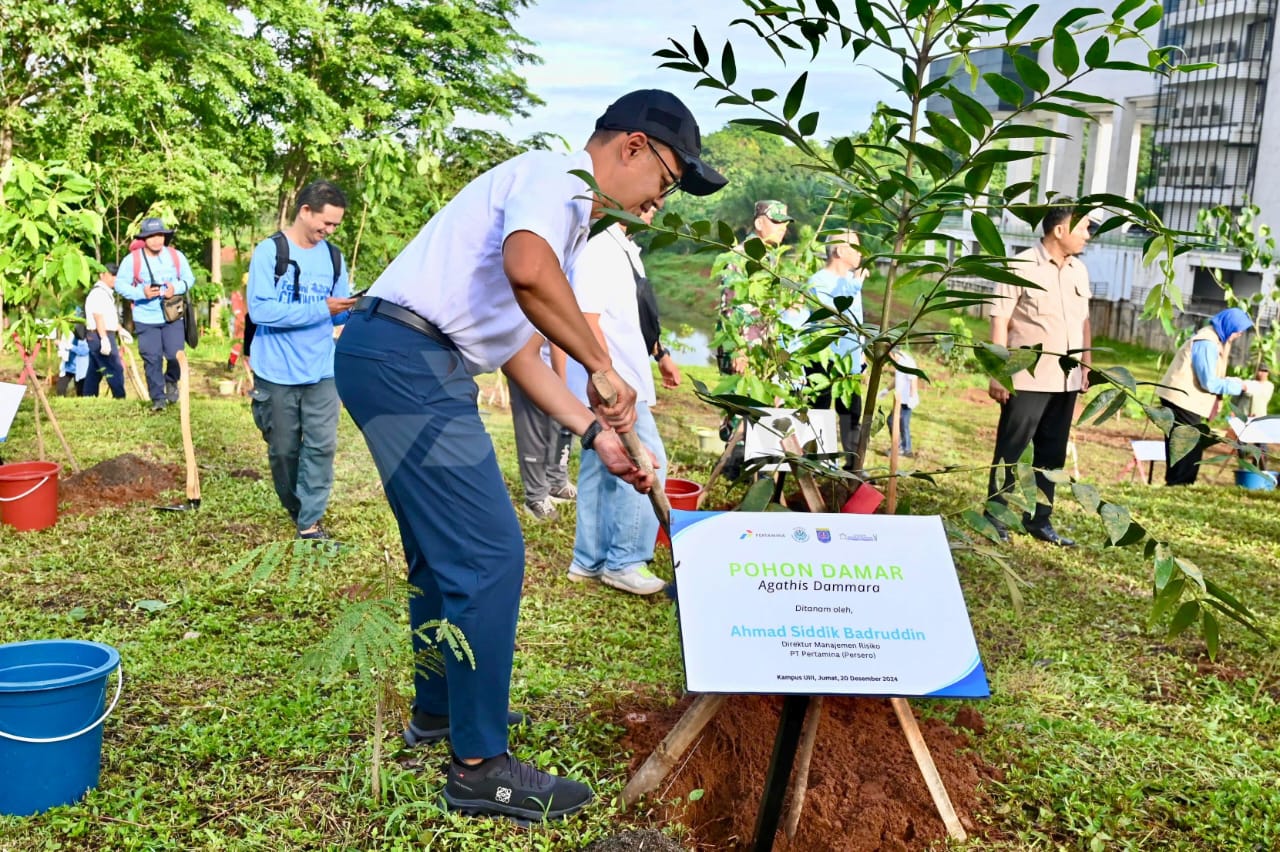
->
[134, 320, 184, 402]
[899, 406, 913, 454]
[334, 311, 523, 760]
[84, 332, 126, 399]
[249, 375, 340, 530]
[572, 402, 667, 573]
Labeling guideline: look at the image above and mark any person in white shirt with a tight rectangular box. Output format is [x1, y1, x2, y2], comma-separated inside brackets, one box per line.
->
[566, 207, 668, 595]
[83, 263, 126, 399]
[332, 89, 725, 823]
[891, 348, 921, 457]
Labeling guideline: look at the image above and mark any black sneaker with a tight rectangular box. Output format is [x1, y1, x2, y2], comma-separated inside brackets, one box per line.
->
[296, 525, 330, 541]
[404, 708, 528, 747]
[165, 381, 179, 402]
[151, 400, 167, 413]
[443, 753, 593, 822]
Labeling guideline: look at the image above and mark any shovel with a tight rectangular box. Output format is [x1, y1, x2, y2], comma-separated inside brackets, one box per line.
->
[589, 371, 672, 543]
[155, 350, 202, 512]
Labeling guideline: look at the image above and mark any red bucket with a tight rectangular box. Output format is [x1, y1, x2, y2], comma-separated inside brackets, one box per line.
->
[0, 462, 60, 532]
[657, 478, 704, 546]
[841, 483, 885, 515]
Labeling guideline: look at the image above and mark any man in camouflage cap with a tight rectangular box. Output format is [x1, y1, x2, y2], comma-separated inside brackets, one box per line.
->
[715, 199, 793, 374]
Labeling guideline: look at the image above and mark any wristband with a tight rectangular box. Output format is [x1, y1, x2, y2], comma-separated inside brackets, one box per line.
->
[580, 420, 604, 451]
[654, 347, 671, 363]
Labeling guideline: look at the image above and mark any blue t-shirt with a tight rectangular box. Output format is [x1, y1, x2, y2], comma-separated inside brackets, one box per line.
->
[247, 236, 349, 385]
[806, 268, 864, 365]
[115, 248, 194, 326]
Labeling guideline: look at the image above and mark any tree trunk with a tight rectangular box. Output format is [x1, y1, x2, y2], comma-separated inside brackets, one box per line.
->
[0, 124, 12, 193]
[209, 224, 224, 336]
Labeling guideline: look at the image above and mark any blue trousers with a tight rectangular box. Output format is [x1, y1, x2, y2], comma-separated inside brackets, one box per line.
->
[249, 375, 340, 530]
[334, 311, 523, 760]
[84, 332, 126, 399]
[134, 320, 184, 402]
[898, 406, 913, 454]
[572, 402, 667, 572]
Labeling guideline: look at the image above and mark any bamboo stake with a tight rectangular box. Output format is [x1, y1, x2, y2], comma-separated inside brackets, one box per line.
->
[620, 694, 727, 808]
[890, 698, 967, 841]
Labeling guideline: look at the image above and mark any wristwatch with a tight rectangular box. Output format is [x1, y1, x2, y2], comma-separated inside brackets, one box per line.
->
[581, 420, 604, 451]
[653, 347, 671, 363]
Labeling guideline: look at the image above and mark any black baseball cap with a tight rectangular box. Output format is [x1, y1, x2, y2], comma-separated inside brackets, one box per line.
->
[595, 89, 728, 197]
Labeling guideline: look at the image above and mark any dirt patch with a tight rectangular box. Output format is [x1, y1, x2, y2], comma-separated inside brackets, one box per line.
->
[60, 453, 181, 515]
[619, 694, 993, 851]
[584, 830, 686, 852]
[960, 387, 994, 407]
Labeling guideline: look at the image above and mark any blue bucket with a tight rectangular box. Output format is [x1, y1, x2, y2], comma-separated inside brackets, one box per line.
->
[0, 640, 122, 816]
[1235, 470, 1277, 491]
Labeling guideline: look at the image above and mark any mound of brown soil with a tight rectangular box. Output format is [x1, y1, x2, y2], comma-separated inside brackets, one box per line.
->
[60, 453, 180, 515]
[620, 695, 994, 851]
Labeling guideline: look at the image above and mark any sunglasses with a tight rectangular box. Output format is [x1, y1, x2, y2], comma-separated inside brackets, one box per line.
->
[647, 141, 682, 199]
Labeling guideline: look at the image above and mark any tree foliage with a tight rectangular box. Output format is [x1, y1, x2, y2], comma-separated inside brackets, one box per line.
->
[623, 0, 1263, 649]
[1, 0, 543, 314]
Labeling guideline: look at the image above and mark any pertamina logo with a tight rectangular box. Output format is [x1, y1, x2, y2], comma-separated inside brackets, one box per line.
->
[741, 529, 786, 539]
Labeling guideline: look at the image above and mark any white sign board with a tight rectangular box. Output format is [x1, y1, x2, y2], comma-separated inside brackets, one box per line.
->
[0, 383, 26, 442]
[1131, 440, 1165, 462]
[745, 408, 838, 471]
[671, 511, 988, 698]
[1235, 415, 1280, 445]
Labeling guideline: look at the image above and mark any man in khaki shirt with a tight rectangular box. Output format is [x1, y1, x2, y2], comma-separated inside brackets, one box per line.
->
[984, 205, 1094, 546]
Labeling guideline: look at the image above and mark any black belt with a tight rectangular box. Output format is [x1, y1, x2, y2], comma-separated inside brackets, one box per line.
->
[352, 296, 457, 350]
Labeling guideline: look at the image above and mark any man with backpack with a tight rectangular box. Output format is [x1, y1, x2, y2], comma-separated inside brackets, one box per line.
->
[246, 180, 355, 540]
[115, 217, 195, 411]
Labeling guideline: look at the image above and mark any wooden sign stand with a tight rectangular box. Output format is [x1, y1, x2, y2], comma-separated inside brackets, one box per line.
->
[622, 428, 969, 850]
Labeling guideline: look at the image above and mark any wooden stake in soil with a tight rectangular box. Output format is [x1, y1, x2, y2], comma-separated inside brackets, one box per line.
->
[890, 698, 967, 841]
[779, 434, 828, 841]
[16, 345, 80, 473]
[620, 693, 727, 808]
[119, 339, 149, 400]
[177, 351, 201, 506]
[777, 435, 968, 843]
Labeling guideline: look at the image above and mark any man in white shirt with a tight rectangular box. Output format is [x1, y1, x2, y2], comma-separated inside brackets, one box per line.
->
[83, 263, 126, 399]
[333, 89, 725, 823]
[566, 207, 668, 595]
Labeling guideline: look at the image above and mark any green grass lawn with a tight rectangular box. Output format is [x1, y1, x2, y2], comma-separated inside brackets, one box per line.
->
[1, 336, 1278, 850]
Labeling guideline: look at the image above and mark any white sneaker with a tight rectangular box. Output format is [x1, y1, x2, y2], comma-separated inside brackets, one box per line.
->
[567, 563, 600, 583]
[523, 498, 557, 521]
[548, 484, 578, 503]
[601, 564, 667, 596]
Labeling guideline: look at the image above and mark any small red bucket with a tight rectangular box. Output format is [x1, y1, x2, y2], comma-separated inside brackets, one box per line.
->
[658, 478, 704, 546]
[0, 462, 60, 532]
[841, 483, 885, 515]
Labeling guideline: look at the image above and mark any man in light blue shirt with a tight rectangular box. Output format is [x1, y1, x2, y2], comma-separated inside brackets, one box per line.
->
[803, 230, 867, 464]
[246, 180, 355, 539]
[115, 218, 194, 411]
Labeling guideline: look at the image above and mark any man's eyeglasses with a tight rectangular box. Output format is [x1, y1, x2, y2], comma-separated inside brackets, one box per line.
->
[647, 141, 682, 199]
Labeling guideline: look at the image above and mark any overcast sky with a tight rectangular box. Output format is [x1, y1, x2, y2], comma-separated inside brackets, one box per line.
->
[459, 0, 900, 148]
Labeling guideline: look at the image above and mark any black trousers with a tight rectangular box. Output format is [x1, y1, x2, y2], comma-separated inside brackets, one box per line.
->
[987, 390, 1078, 527]
[1160, 399, 1212, 486]
[806, 365, 861, 463]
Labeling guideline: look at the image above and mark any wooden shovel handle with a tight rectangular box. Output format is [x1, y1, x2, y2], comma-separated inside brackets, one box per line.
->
[589, 371, 672, 528]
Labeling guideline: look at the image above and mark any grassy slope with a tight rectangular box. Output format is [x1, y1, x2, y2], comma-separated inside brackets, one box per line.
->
[1, 334, 1277, 851]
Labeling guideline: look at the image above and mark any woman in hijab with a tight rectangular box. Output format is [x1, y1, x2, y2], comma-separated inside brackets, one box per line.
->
[1156, 307, 1252, 485]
